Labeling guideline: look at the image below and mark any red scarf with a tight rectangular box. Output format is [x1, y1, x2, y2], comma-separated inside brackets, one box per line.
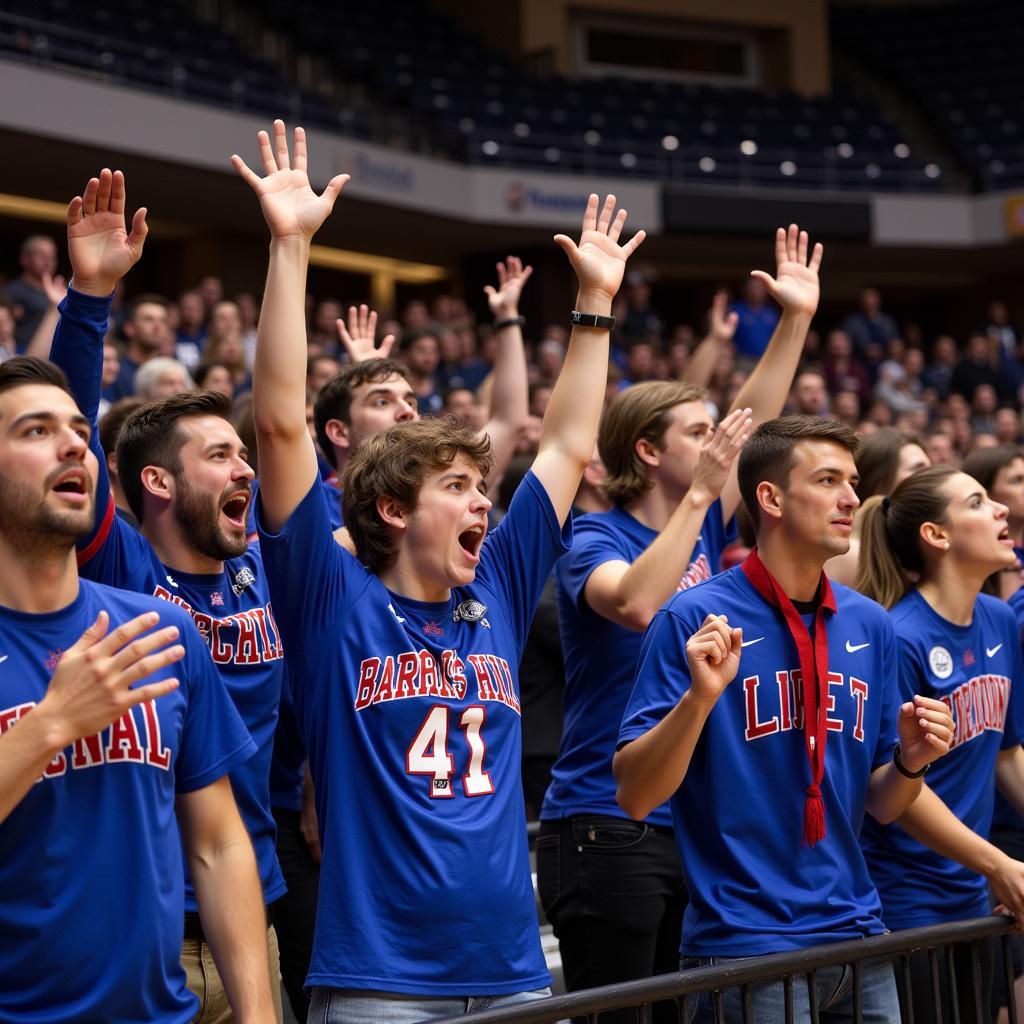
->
[741, 547, 837, 846]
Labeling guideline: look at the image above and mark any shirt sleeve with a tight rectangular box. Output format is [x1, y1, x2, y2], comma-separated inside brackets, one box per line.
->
[618, 606, 694, 748]
[50, 289, 116, 556]
[555, 516, 631, 615]
[255, 475, 368, 652]
[172, 611, 257, 793]
[473, 470, 572, 652]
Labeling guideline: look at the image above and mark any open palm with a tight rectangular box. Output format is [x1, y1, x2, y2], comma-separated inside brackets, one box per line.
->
[750, 224, 823, 318]
[66, 169, 147, 294]
[555, 194, 646, 301]
[232, 120, 348, 241]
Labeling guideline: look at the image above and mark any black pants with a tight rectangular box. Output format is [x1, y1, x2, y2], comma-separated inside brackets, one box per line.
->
[536, 815, 686, 1024]
[900, 939, 994, 1024]
[271, 807, 320, 1021]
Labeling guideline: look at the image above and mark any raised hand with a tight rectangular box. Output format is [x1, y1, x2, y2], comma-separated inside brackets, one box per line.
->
[708, 290, 738, 344]
[896, 694, 954, 774]
[41, 273, 68, 308]
[66, 169, 148, 297]
[231, 120, 349, 241]
[484, 256, 533, 320]
[336, 304, 395, 362]
[690, 407, 753, 503]
[750, 224, 824, 319]
[554, 194, 646, 302]
[685, 614, 743, 702]
[35, 610, 184, 749]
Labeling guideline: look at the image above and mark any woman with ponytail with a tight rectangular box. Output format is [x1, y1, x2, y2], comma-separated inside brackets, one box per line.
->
[857, 466, 1024, 1022]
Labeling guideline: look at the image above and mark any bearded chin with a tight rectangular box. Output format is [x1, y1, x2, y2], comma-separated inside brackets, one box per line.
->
[172, 477, 247, 563]
[0, 473, 94, 550]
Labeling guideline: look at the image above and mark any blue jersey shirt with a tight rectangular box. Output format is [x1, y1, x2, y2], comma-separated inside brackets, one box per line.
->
[619, 567, 899, 957]
[51, 288, 286, 908]
[994, 586, 1024, 832]
[544, 502, 734, 826]
[861, 590, 1024, 927]
[0, 580, 254, 1023]
[257, 468, 570, 995]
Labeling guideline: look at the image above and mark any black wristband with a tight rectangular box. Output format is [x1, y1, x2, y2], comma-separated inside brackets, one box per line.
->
[570, 310, 616, 331]
[892, 743, 929, 779]
[493, 315, 525, 331]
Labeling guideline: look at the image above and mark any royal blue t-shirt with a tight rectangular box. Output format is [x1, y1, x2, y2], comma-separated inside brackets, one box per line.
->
[544, 502, 734, 826]
[257, 468, 570, 994]
[51, 288, 286, 909]
[861, 590, 1024, 927]
[246, 474, 343, 540]
[994, 587, 1024, 833]
[619, 568, 899, 957]
[0, 580, 254, 1023]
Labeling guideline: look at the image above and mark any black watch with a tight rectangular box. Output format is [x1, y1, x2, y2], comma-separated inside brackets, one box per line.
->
[570, 310, 616, 331]
[892, 743, 929, 779]
[493, 315, 525, 331]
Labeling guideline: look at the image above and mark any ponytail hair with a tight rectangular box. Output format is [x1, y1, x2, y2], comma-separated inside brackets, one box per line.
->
[855, 465, 960, 608]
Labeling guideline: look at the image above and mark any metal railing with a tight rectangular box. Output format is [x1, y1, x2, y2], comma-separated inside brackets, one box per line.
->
[431, 915, 1018, 1024]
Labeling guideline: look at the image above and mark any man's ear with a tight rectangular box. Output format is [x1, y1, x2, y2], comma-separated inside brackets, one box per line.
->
[140, 465, 173, 503]
[756, 480, 784, 522]
[325, 418, 350, 453]
[635, 436, 660, 469]
[376, 495, 406, 531]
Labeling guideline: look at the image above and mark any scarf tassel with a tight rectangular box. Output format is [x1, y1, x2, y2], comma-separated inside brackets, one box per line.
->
[802, 784, 826, 846]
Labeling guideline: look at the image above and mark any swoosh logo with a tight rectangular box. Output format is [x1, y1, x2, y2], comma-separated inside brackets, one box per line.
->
[0, 655, 7, 664]
[845, 641, 871, 653]
[987, 644, 1004, 658]
[740, 637, 765, 648]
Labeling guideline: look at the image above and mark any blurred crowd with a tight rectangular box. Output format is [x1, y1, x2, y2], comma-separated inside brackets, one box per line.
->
[2, 233, 1018, 487]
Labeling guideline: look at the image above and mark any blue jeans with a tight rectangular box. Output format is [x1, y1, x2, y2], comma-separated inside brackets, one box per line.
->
[307, 986, 551, 1024]
[680, 956, 899, 1024]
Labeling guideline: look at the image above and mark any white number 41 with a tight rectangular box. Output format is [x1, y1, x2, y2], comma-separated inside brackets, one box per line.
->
[406, 704, 494, 799]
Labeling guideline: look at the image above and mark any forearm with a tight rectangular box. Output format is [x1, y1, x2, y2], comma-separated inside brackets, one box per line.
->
[24, 305, 59, 360]
[681, 332, 721, 388]
[0, 709, 67, 824]
[189, 834, 275, 1022]
[896, 783, 1004, 875]
[614, 690, 715, 820]
[482, 321, 529, 484]
[613, 490, 716, 629]
[49, 288, 113, 425]
[865, 762, 923, 824]
[729, 309, 812, 421]
[253, 237, 314, 441]
[538, 289, 610, 468]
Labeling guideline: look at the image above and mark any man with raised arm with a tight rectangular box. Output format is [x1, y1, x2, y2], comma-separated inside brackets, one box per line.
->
[47, 169, 286, 1022]
[0, 357, 271, 1023]
[236, 119, 644, 1022]
[614, 415, 955, 1023]
[538, 228, 822, 1013]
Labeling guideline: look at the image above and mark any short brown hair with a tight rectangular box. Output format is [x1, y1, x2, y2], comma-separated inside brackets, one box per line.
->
[342, 417, 493, 574]
[116, 390, 233, 524]
[314, 358, 414, 468]
[0, 356, 72, 401]
[598, 381, 706, 506]
[738, 415, 859, 529]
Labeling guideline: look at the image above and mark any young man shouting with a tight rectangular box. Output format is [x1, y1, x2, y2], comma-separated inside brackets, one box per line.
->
[235, 119, 644, 1021]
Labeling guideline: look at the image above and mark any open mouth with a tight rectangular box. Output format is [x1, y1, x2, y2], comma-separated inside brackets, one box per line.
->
[998, 526, 1015, 547]
[221, 492, 250, 529]
[51, 470, 88, 501]
[458, 523, 486, 561]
